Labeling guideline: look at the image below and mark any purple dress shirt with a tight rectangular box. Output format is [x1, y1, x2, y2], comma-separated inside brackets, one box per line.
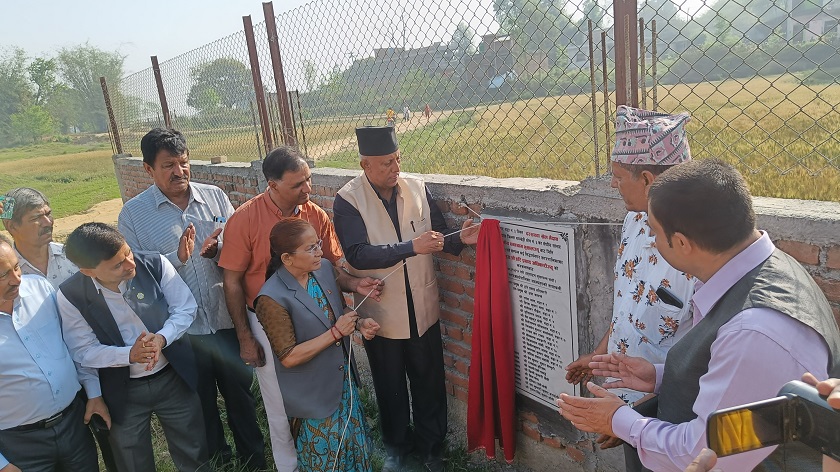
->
[611, 232, 830, 471]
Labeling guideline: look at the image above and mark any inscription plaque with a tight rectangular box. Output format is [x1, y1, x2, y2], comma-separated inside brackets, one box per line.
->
[498, 217, 579, 408]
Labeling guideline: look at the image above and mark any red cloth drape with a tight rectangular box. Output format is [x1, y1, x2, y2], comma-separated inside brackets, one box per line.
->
[467, 218, 516, 462]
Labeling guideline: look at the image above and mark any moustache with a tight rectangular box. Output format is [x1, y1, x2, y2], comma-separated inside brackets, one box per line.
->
[170, 176, 188, 182]
[39, 227, 52, 236]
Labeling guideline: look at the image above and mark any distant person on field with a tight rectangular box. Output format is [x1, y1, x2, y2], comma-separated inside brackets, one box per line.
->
[403, 105, 411, 122]
[423, 103, 432, 121]
[386, 107, 396, 127]
[57, 223, 210, 472]
[118, 128, 266, 470]
[0, 234, 105, 472]
[218, 145, 382, 472]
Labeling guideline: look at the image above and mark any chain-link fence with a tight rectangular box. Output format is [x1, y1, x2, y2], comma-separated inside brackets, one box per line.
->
[110, 0, 840, 200]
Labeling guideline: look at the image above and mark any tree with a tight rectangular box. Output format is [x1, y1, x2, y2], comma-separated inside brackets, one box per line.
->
[302, 59, 319, 92]
[28, 57, 57, 106]
[55, 44, 125, 132]
[0, 47, 33, 145]
[187, 58, 253, 112]
[449, 22, 478, 57]
[492, 0, 576, 68]
[11, 105, 54, 143]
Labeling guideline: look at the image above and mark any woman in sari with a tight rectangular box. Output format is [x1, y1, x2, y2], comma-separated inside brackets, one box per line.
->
[255, 218, 380, 471]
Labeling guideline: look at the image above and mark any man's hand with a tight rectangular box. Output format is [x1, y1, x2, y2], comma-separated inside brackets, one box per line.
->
[0, 464, 22, 472]
[357, 317, 381, 340]
[566, 351, 597, 385]
[685, 448, 721, 472]
[556, 382, 626, 436]
[239, 333, 266, 367]
[351, 276, 382, 301]
[802, 372, 840, 408]
[591, 353, 656, 393]
[177, 223, 196, 264]
[199, 228, 223, 259]
[128, 332, 159, 366]
[84, 396, 112, 430]
[412, 230, 445, 254]
[596, 434, 624, 449]
[459, 218, 480, 246]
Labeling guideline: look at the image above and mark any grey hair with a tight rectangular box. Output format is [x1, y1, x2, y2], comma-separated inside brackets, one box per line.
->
[3, 187, 49, 224]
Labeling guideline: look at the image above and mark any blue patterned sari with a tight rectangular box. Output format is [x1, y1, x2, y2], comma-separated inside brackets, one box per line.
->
[294, 274, 372, 471]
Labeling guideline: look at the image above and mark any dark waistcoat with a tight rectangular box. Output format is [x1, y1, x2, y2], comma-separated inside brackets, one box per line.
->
[59, 252, 197, 423]
[658, 249, 840, 471]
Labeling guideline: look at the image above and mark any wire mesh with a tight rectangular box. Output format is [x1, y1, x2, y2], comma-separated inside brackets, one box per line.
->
[110, 0, 840, 200]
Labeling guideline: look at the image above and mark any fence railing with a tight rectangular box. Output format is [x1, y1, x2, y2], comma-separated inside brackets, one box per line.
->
[108, 0, 840, 201]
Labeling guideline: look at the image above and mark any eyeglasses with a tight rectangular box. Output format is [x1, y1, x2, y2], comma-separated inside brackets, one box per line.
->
[293, 239, 322, 256]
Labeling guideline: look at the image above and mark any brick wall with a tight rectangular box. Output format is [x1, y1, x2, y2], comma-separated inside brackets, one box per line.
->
[113, 155, 840, 471]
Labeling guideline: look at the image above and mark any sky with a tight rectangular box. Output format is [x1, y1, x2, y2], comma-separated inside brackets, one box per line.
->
[0, 0, 310, 74]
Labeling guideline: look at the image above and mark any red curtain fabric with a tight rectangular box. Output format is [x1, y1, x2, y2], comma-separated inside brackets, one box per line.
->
[467, 218, 516, 462]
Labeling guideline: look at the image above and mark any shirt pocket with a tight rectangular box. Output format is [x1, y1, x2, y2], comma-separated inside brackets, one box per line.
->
[28, 310, 69, 360]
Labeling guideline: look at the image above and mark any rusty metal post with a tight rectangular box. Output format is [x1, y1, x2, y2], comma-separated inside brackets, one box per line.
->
[151, 56, 172, 128]
[294, 90, 309, 159]
[243, 15, 274, 154]
[601, 31, 611, 173]
[588, 20, 600, 178]
[100, 77, 123, 154]
[652, 20, 659, 111]
[263, 2, 297, 146]
[287, 91, 297, 143]
[249, 100, 263, 159]
[613, 0, 639, 106]
[639, 18, 647, 109]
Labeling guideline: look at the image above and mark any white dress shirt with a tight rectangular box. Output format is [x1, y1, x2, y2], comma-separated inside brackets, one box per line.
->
[16, 241, 79, 289]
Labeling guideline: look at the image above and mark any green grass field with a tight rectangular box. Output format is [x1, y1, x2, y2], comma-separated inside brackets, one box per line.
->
[0, 142, 121, 218]
[320, 75, 840, 201]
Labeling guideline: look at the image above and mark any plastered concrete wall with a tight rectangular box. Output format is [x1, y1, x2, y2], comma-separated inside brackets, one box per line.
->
[113, 155, 840, 471]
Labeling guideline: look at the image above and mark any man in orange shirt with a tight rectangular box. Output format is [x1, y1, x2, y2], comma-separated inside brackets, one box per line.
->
[219, 145, 381, 471]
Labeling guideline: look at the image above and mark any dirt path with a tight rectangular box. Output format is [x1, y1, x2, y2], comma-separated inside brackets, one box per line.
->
[306, 110, 453, 161]
[52, 198, 124, 242]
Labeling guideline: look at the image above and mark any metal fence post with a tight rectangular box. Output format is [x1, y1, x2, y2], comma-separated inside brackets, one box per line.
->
[263, 1, 297, 147]
[243, 15, 274, 155]
[588, 20, 600, 178]
[151, 56, 172, 128]
[614, 0, 639, 107]
[100, 76, 123, 154]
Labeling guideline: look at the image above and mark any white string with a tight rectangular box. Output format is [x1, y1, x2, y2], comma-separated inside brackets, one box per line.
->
[331, 260, 407, 471]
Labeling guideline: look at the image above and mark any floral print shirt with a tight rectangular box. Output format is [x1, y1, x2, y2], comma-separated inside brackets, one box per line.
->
[607, 211, 695, 402]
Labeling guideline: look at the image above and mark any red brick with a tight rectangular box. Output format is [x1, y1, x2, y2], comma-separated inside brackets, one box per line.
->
[444, 340, 471, 359]
[463, 283, 474, 298]
[446, 326, 464, 341]
[454, 359, 470, 375]
[461, 298, 474, 314]
[565, 445, 586, 462]
[455, 266, 472, 281]
[542, 435, 565, 450]
[521, 422, 541, 441]
[450, 204, 469, 216]
[460, 251, 476, 265]
[438, 261, 456, 276]
[439, 278, 465, 295]
[442, 353, 456, 367]
[440, 308, 468, 327]
[775, 240, 820, 265]
[519, 411, 538, 423]
[462, 330, 472, 345]
[453, 385, 469, 403]
[437, 252, 460, 262]
[442, 294, 461, 310]
[445, 371, 469, 389]
[827, 246, 840, 270]
[814, 275, 840, 303]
